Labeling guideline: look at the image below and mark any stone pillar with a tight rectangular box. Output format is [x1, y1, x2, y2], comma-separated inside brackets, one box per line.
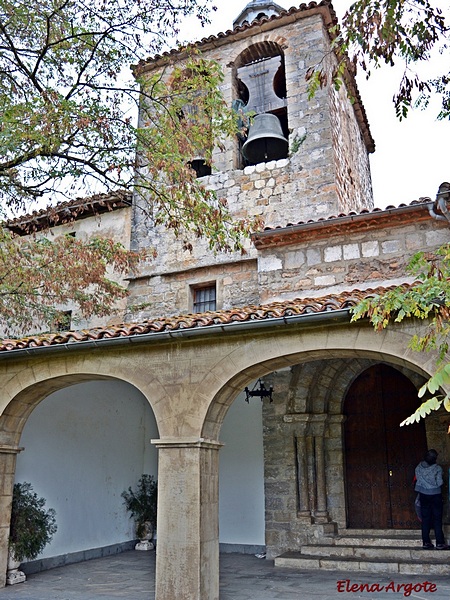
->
[310, 415, 330, 523]
[152, 438, 223, 600]
[314, 435, 328, 521]
[0, 445, 22, 588]
[287, 414, 331, 524]
[295, 430, 311, 520]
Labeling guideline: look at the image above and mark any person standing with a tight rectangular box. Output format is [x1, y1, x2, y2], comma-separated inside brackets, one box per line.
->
[415, 449, 448, 550]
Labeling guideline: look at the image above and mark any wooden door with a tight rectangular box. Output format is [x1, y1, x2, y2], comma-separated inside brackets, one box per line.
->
[344, 364, 427, 529]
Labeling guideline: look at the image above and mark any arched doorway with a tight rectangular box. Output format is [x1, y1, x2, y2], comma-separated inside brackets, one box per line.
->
[344, 364, 427, 529]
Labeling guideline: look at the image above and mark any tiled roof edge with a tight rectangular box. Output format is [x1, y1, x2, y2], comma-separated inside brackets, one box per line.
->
[135, 2, 338, 72]
[0, 285, 404, 355]
[252, 199, 433, 247]
[5, 191, 132, 236]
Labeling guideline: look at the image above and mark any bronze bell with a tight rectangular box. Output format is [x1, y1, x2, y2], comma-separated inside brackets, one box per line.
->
[242, 113, 288, 165]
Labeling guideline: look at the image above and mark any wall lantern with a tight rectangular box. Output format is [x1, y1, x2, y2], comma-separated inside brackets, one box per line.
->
[245, 379, 273, 403]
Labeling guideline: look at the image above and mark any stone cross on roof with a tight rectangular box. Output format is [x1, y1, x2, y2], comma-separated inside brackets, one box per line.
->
[233, 1, 286, 28]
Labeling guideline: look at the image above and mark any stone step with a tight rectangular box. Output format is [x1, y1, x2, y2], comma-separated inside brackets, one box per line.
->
[332, 535, 420, 548]
[336, 527, 450, 538]
[275, 550, 450, 576]
[299, 544, 446, 561]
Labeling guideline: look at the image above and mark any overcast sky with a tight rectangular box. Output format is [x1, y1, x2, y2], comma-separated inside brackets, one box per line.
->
[180, 0, 449, 210]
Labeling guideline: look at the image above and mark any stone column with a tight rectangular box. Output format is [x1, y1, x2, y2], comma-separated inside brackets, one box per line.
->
[314, 435, 328, 521]
[295, 431, 311, 519]
[152, 437, 223, 600]
[310, 415, 329, 523]
[0, 445, 23, 588]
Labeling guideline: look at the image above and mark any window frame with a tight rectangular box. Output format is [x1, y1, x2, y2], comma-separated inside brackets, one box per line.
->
[191, 282, 217, 313]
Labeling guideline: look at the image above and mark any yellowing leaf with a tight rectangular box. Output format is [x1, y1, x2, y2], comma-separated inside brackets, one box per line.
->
[400, 397, 443, 427]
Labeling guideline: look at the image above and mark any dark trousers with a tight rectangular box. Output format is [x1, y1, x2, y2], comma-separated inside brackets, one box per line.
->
[419, 492, 445, 545]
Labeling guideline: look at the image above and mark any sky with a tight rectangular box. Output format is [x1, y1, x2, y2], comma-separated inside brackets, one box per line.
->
[180, 0, 449, 210]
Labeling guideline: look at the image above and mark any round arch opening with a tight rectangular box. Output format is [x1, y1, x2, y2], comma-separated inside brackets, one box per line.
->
[14, 378, 159, 565]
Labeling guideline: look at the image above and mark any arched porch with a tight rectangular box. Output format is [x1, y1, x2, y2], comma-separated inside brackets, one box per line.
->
[0, 316, 446, 598]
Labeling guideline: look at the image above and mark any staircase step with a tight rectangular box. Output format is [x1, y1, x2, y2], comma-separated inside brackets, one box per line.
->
[300, 544, 445, 561]
[275, 551, 450, 575]
[332, 535, 420, 548]
[337, 527, 450, 538]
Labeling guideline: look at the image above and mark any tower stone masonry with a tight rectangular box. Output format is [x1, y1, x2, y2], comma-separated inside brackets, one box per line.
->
[127, 1, 375, 321]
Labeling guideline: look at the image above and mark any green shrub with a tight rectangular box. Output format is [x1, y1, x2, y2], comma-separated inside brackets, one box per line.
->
[9, 482, 57, 562]
[122, 474, 157, 538]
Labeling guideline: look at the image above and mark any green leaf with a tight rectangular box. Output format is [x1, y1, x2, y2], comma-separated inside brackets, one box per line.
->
[400, 397, 442, 427]
[444, 395, 450, 412]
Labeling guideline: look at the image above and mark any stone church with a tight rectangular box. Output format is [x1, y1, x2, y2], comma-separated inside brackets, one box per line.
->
[0, 1, 449, 599]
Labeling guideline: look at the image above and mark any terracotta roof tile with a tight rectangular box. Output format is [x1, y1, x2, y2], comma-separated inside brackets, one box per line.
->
[253, 198, 433, 248]
[6, 191, 132, 236]
[261, 198, 432, 232]
[136, 2, 338, 69]
[0, 286, 402, 354]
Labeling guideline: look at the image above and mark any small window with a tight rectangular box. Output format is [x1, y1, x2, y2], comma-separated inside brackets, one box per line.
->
[188, 159, 212, 178]
[192, 284, 216, 313]
[54, 310, 72, 331]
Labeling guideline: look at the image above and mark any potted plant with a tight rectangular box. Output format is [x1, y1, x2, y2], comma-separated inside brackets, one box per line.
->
[122, 474, 157, 551]
[7, 482, 57, 585]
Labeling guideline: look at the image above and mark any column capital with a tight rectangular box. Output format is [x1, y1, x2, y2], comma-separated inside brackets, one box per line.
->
[151, 437, 223, 450]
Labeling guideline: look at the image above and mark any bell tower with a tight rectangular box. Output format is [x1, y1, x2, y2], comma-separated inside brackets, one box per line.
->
[127, 2, 375, 320]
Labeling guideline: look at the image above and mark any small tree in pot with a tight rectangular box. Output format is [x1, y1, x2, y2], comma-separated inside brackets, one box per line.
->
[122, 474, 157, 551]
[8, 482, 57, 585]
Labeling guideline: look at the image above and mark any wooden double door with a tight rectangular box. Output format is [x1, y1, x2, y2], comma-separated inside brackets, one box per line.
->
[344, 364, 427, 529]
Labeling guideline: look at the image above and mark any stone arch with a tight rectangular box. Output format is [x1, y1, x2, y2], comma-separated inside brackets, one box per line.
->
[231, 38, 289, 167]
[299, 358, 427, 417]
[0, 374, 112, 447]
[0, 365, 161, 585]
[15, 378, 159, 560]
[196, 322, 446, 560]
[0, 370, 160, 448]
[0, 343, 199, 442]
[201, 324, 436, 441]
[234, 39, 287, 69]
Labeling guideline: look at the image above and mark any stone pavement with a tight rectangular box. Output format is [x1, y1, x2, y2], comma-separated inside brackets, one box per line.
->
[0, 551, 449, 600]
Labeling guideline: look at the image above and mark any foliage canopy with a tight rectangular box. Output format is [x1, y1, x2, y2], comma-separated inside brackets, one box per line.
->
[351, 242, 450, 425]
[0, 227, 141, 335]
[0, 0, 256, 251]
[0, 0, 261, 334]
[307, 0, 449, 120]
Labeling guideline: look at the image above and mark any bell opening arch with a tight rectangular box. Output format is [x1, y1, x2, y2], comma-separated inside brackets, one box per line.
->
[232, 40, 289, 168]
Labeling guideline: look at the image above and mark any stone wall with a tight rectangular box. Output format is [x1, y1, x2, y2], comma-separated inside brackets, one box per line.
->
[126, 258, 259, 321]
[262, 359, 446, 558]
[329, 76, 374, 214]
[257, 212, 449, 304]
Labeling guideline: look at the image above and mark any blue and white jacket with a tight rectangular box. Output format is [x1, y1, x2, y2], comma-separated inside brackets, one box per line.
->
[415, 461, 443, 495]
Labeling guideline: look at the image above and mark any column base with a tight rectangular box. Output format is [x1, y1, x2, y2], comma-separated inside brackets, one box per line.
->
[314, 511, 331, 524]
[297, 511, 314, 524]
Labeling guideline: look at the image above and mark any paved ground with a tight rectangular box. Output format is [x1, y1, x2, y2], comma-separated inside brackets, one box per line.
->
[0, 551, 449, 599]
